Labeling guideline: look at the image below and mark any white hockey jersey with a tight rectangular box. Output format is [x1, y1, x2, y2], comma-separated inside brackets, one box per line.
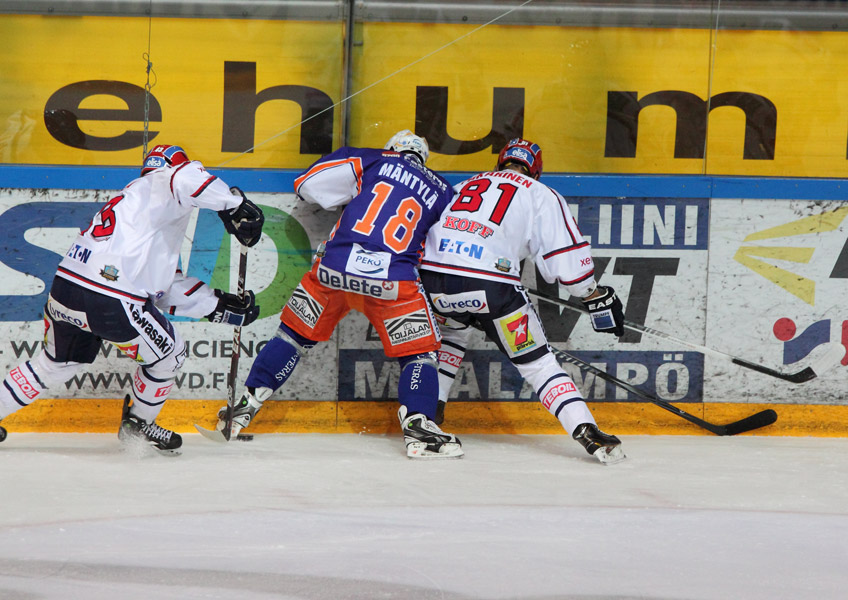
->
[56, 160, 242, 318]
[420, 169, 597, 298]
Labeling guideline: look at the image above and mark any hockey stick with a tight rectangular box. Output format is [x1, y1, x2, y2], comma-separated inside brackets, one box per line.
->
[223, 243, 249, 440]
[195, 243, 249, 443]
[549, 347, 777, 436]
[529, 288, 844, 384]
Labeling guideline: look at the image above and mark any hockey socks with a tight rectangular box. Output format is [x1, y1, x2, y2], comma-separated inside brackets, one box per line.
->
[397, 352, 440, 420]
[0, 352, 77, 418]
[127, 366, 175, 423]
[245, 324, 316, 391]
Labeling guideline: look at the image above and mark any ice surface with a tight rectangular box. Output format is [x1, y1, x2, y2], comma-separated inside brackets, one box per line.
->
[0, 432, 846, 600]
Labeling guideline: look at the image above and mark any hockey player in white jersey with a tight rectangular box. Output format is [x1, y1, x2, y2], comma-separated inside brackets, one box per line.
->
[419, 138, 626, 464]
[0, 144, 264, 453]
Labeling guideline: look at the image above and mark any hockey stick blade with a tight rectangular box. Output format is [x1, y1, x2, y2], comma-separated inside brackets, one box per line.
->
[195, 424, 229, 443]
[720, 409, 778, 436]
[550, 347, 778, 436]
[530, 288, 841, 383]
[194, 424, 229, 444]
[731, 342, 844, 383]
[195, 424, 253, 443]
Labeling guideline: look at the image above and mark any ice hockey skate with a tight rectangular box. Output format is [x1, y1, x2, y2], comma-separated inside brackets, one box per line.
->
[217, 390, 261, 435]
[118, 395, 182, 456]
[196, 388, 269, 442]
[572, 423, 626, 465]
[398, 405, 463, 459]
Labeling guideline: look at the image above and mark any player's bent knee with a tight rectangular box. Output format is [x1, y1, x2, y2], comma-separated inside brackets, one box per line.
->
[512, 352, 563, 389]
[30, 352, 84, 387]
[244, 324, 317, 391]
[276, 323, 317, 354]
[143, 340, 187, 380]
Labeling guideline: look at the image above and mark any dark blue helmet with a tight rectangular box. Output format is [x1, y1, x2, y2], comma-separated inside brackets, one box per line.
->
[497, 138, 542, 179]
[141, 145, 189, 176]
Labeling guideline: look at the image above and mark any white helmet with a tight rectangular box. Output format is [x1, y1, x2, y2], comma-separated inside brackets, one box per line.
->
[384, 129, 429, 164]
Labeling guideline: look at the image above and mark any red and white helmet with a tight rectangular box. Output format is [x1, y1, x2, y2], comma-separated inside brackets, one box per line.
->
[384, 129, 430, 164]
[141, 144, 190, 176]
[496, 138, 543, 179]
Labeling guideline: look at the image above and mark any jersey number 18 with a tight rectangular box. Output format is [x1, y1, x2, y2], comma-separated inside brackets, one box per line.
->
[351, 181, 423, 253]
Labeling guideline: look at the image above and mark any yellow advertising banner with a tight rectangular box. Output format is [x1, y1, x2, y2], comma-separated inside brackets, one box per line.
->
[0, 15, 344, 169]
[2, 15, 848, 177]
[350, 22, 848, 177]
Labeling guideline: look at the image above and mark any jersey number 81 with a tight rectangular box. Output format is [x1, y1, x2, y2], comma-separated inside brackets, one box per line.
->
[451, 180, 518, 226]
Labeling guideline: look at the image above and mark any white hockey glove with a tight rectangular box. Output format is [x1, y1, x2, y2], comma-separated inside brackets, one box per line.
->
[582, 285, 625, 337]
[206, 289, 260, 327]
[218, 187, 264, 247]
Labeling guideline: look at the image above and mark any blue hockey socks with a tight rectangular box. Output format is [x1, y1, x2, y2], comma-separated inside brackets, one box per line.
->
[397, 352, 440, 419]
[245, 324, 316, 392]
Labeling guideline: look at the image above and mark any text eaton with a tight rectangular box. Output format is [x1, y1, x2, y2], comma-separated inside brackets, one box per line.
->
[438, 238, 484, 259]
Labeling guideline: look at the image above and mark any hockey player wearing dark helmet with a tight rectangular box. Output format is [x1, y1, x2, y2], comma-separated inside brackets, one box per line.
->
[496, 138, 543, 180]
[0, 144, 264, 453]
[141, 144, 191, 175]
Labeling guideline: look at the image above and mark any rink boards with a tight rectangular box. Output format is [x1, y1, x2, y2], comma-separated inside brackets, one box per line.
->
[1, 173, 846, 435]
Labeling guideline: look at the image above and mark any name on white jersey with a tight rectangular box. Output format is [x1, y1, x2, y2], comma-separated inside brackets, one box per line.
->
[473, 170, 533, 188]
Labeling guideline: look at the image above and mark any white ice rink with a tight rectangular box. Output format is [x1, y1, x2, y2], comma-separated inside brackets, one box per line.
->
[1, 431, 846, 600]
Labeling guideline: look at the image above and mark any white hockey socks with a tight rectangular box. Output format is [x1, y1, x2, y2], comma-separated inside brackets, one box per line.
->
[128, 366, 175, 423]
[0, 352, 81, 418]
[514, 352, 595, 436]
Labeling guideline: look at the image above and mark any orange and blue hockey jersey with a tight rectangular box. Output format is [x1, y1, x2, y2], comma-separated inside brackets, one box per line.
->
[294, 147, 453, 282]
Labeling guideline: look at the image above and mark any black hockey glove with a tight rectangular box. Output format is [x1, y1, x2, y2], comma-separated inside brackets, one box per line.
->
[206, 289, 260, 327]
[218, 187, 264, 247]
[582, 285, 625, 337]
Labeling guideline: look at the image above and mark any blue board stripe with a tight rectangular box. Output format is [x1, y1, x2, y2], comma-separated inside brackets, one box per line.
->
[2, 164, 847, 200]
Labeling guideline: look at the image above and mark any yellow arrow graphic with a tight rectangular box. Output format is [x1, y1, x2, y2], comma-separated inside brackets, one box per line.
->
[733, 246, 815, 304]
